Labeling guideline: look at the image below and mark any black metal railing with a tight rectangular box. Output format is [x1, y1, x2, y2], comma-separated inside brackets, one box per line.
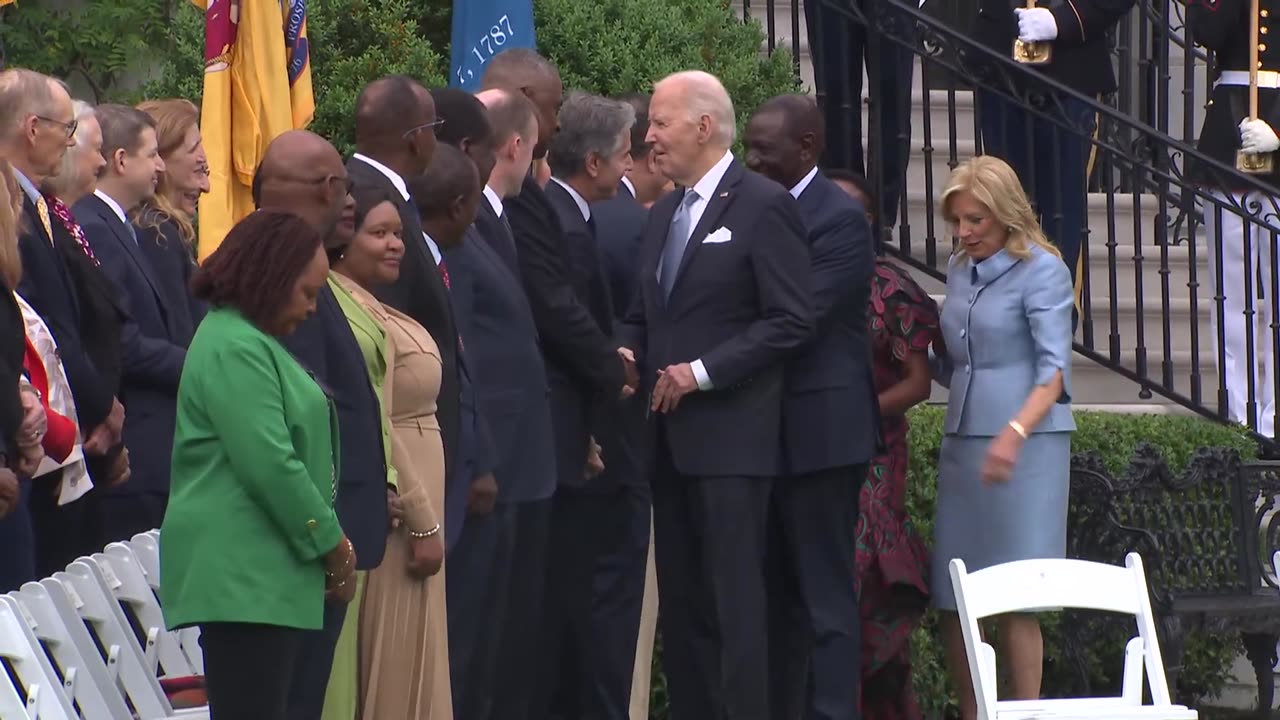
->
[740, 0, 1280, 446]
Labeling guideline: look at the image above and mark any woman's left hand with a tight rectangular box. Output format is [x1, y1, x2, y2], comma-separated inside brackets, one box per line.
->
[981, 426, 1024, 485]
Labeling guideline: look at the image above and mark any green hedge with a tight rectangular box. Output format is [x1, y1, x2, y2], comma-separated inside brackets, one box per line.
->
[132, 0, 794, 156]
[648, 408, 1258, 719]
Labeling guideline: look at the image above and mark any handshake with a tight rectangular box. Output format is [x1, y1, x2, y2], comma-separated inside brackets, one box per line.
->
[617, 347, 639, 400]
[613, 347, 700, 413]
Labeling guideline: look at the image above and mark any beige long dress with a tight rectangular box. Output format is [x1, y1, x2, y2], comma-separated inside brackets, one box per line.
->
[339, 276, 453, 720]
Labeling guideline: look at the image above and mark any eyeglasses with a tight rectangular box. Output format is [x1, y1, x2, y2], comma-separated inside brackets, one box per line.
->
[403, 118, 446, 139]
[35, 115, 77, 139]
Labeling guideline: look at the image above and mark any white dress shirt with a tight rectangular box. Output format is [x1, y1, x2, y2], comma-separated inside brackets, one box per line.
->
[549, 177, 591, 222]
[93, 189, 129, 224]
[351, 153, 442, 264]
[789, 166, 819, 199]
[483, 184, 505, 218]
[620, 175, 637, 199]
[660, 149, 736, 391]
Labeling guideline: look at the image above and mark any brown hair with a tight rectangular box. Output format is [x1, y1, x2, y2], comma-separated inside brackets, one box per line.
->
[191, 210, 322, 331]
[135, 99, 200, 245]
[0, 161, 22, 290]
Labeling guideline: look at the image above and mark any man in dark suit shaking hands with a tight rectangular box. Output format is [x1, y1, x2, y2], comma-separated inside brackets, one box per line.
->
[619, 71, 814, 720]
[745, 94, 878, 720]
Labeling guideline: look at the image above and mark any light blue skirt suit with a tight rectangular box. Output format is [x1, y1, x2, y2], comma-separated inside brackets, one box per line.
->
[928, 244, 1076, 610]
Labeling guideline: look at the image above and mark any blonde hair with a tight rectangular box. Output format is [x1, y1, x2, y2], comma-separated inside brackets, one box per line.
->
[135, 98, 200, 246]
[939, 156, 1061, 263]
[0, 161, 23, 291]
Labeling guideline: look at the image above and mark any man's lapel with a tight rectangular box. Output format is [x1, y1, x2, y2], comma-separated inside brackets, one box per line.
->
[93, 195, 165, 305]
[672, 160, 743, 292]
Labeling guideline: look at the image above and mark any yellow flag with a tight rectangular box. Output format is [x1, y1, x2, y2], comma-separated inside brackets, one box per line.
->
[194, 0, 316, 261]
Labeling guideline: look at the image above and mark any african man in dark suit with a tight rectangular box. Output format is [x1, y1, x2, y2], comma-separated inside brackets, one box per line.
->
[746, 94, 879, 720]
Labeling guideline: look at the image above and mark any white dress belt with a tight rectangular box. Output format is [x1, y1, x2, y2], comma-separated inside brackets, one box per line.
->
[1217, 70, 1280, 88]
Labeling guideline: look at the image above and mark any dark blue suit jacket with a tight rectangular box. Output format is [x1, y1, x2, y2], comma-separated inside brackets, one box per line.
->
[135, 216, 206, 340]
[543, 180, 620, 490]
[75, 193, 190, 496]
[782, 172, 880, 474]
[281, 286, 390, 570]
[621, 159, 814, 478]
[446, 216, 556, 504]
[16, 194, 115, 432]
[589, 183, 650, 491]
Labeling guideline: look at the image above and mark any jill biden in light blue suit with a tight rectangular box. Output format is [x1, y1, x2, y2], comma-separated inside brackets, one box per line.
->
[928, 156, 1075, 720]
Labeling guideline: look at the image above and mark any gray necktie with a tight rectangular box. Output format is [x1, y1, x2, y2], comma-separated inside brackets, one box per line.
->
[659, 190, 698, 297]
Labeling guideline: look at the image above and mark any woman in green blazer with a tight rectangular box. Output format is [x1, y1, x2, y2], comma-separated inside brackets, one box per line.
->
[160, 210, 358, 720]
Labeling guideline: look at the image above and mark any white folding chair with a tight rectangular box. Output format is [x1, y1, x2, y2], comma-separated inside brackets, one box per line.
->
[950, 552, 1199, 720]
[13, 580, 134, 720]
[56, 559, 177, 719]
[98, 545, 196, 678]
[130, 532, 202, 674]
[0, 594, 77, 719]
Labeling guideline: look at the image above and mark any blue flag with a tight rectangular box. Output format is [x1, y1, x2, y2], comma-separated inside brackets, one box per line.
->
[450, 0, 536, 91]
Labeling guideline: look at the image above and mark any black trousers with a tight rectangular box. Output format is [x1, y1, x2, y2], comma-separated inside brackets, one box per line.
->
[587, 483, 651, 720]
[448, 501, 511, 720]
[0, 477, 35, 593]
[95, 489, 167, 547]
[536, 483, 650, 720]
[769, 464, 868, 720]
[652, 431, 773, 720]
[285, 600, 347, 720]
[26, 471, 93, 579]
[490, 497, 551, 720]
[534, 485, 607, 720]
[806, 0, 915, 228]
[201, 621, 304, 720]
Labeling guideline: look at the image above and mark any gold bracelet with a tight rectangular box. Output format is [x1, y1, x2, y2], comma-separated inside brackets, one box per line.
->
[1008, 420, 1028, 439]
[408, 524, 442, 539]
[326, 537, 354, 578]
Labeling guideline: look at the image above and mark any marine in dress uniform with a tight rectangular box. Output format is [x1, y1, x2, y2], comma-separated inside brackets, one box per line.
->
[1188, 0, 1280, 437]
[971, 0, 1136, 315]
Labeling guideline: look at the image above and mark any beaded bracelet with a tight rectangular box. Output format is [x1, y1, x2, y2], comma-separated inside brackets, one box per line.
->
[408, 523, 442, 539]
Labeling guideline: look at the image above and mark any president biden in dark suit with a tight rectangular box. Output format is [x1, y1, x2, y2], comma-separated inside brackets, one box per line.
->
[620, 70, 814, 720]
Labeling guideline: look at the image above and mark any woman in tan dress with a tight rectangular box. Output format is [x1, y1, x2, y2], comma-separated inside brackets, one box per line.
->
[330, 185, 451, 719]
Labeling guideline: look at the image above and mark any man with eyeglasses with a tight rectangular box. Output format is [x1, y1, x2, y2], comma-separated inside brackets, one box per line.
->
[255, 128, 393, 720]
[0, 68, 128, 591]
[347, 76, 464, 530]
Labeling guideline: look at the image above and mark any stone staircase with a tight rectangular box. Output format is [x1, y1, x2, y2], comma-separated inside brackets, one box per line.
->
[740, 0, 1216, 415]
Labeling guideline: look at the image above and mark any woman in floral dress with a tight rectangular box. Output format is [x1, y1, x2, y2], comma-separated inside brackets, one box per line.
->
[829, 171, 938, 720]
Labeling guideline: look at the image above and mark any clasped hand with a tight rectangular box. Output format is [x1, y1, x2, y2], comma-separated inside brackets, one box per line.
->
[1240, 118, 1280, 154]
[15, 389, 46, 477]
[1014, 7, 1057, 42]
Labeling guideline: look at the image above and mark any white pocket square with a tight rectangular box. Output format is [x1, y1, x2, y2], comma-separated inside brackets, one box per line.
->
[703, 227, 733, 244]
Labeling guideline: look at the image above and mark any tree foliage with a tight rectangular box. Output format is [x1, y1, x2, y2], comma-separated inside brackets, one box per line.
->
[535, 0, 799, 141]
[0, 0, 178, 103]
[141, 0, 446, 157]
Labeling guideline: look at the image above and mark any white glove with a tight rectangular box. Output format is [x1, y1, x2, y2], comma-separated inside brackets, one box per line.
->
[1240, 118, 1280, 154]
[1015, 7, 1059, 42]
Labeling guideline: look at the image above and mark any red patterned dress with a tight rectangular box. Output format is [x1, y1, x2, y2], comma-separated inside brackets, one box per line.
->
[857, 260, 938, 720]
